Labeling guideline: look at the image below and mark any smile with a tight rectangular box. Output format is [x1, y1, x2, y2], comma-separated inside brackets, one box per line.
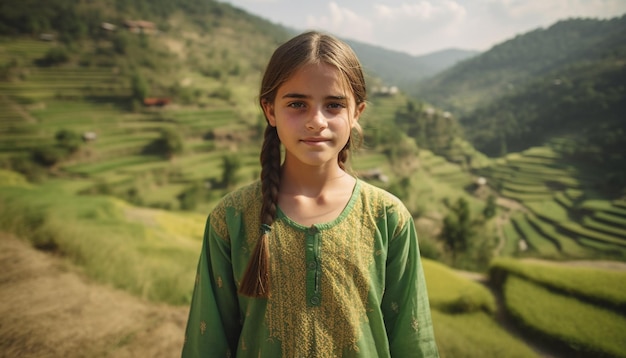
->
[301, 137, 330, 145]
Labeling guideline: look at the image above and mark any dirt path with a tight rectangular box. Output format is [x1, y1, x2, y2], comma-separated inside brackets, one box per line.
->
[0, 233, 188, 358]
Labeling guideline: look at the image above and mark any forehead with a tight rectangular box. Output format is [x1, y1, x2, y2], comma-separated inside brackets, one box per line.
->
[278, 63, 350, 97]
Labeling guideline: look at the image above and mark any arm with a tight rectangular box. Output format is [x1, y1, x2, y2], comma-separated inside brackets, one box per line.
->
[382, 211, 439, 357]
[182, 215, 241, 358]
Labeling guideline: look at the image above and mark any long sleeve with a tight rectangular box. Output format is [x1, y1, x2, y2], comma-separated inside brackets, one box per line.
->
[182, 215, 241, 358]
[381, 212, 439, 357]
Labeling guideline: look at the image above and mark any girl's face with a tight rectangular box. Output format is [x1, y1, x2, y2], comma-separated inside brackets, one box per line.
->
[262, 63, 365, 170]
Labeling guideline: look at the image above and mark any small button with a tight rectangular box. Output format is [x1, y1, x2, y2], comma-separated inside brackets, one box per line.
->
[310, 296, 320, 305]
[307, 226, 317, 235]
[307, 261, 317, 270]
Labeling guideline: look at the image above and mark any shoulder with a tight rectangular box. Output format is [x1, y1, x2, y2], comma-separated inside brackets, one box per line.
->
[209, 180, 262, 237]
[357, 179, 412, 233]
[215, 180, 261, 211]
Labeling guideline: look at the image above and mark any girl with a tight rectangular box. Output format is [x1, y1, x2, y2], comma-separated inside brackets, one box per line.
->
[182, 31, 439, 357]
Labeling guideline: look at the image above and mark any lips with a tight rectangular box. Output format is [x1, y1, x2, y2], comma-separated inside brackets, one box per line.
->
[301, 137, 329, 144]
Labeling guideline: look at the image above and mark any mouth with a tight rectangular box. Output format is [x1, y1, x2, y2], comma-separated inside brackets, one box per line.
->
[301, 137, 329, 144]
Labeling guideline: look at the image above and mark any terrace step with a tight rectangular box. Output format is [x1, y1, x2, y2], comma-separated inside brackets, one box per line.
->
[592, 211, 626, 230]
[558, 221, 626, 249]
[582, 217, 626, 240]
[511, 215, 560, 255]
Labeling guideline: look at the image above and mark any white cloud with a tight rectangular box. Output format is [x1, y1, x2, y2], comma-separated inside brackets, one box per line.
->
[306, 2, 374, 43]
[374, 1, 466, 21]
[221, 0, 626, 55]
[364, 1, 469, 55]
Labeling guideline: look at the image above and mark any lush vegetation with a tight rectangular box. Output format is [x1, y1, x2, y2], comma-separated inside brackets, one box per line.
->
[491, 260, 626, 357]
[413, 16, 626, 190]
[0, 173, 205, 305]
[345, 40, 478, 87]
[0, 1, 625, 356]
[491, 258, 626, 311]
[477, 145, 626, 261]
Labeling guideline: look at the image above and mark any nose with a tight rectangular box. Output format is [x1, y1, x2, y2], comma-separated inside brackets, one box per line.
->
[306, 107, 328, 131]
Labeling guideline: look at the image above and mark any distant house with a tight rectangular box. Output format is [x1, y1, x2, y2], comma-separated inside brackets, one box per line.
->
[372, 86, 399, 97]
[101, 22, 117, 32]
[123, 20, 158, 35]
[39, 33, 55, 41]
[82, 131, 97, 142]
[143, 97, 171, 107]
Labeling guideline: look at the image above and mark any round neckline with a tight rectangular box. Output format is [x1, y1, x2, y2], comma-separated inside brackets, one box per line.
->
[276, 179, 362, 231]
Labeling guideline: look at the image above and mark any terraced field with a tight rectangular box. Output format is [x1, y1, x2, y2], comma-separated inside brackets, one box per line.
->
[490, 258, 626, 358]
[478, 146, 626, 260]
[0, 39, 411, 212]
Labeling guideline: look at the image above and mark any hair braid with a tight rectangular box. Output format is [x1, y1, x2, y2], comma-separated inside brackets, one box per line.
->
[238, 126, 281, 297]
[338, 140, 350, 170]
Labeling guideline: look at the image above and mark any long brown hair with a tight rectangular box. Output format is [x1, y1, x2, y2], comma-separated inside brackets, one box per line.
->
[238, 31, 367, 298]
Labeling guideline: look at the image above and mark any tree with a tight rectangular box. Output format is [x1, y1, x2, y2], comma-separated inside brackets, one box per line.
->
[131, 71, 148, 102]
[220, 154, 241, 188]
[112, 32, 129, 54]
[145, 128, 183, 159]
[440, 197, 474, 262]
[55, 129, 81, 153]
[483, 195, 497, 219]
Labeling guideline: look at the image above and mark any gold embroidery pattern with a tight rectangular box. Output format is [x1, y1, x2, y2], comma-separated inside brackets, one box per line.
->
[411, 318, 419, 332]
[264, 182, 393, 357]
[210, 180, 409, 356]
[388, 194, 409, 240]
[391, 302, 399, 313]
[200, 320, 207, 335]
[210, 181, 263, 243]
[210, 201, 229, 241]
[217, 276, 223, 288]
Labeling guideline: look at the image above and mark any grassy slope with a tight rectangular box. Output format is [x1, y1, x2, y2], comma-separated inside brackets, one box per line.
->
[0, 170, 534, 355]
[1, 8, 625, 357]
[491, 258, 626, 357]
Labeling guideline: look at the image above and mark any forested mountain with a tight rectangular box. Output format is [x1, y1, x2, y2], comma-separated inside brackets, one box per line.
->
[413, 16, 626, 115]
[345, 40, 478, 87]
[412, 16, 626, 189]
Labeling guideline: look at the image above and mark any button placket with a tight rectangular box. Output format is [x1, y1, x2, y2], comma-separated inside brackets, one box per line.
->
[305, 225, 321, 306]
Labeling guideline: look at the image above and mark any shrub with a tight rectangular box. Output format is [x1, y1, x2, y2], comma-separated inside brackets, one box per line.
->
[55, 129, 81, 153]
[144, 128, 184, 158]
[36, 47, 70, 66]
[31, 146, 68, 167]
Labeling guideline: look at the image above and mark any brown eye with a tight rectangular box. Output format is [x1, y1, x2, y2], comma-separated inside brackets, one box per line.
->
[288, 102, 306, 108]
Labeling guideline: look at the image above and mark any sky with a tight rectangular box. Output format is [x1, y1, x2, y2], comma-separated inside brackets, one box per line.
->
[220, 0, 626, 56]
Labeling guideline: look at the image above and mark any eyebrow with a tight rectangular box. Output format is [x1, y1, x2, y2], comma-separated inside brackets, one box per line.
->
[281, 93, 347, 100]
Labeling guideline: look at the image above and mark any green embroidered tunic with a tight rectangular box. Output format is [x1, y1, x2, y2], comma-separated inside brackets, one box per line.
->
[182, 179, 439, 357]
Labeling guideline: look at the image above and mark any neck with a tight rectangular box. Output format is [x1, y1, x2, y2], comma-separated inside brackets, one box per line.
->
[280, 159, 352, 197]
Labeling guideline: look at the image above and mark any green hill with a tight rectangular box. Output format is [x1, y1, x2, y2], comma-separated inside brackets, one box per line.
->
[1, 1, 626, 356]
[345, 39, 479, 87]
[414, 16, 626, 114]
[410, 15, 626, 193]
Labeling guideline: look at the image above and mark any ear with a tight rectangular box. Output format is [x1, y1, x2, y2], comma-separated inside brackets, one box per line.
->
[261, 99, 276, 127]
[352, 102, 366, 127]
